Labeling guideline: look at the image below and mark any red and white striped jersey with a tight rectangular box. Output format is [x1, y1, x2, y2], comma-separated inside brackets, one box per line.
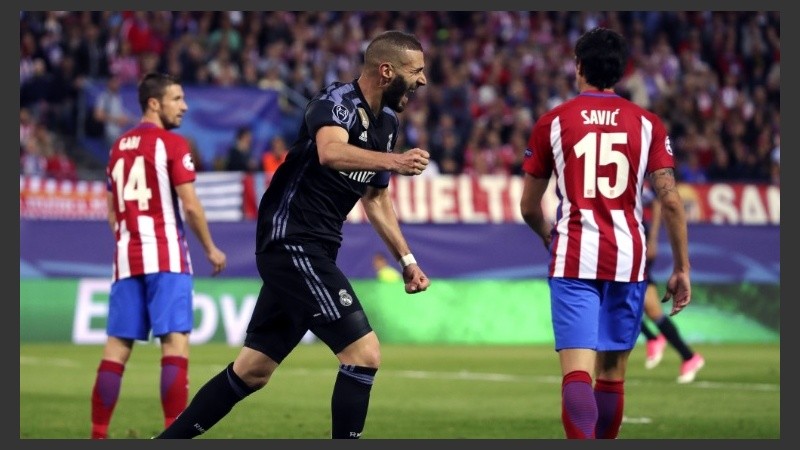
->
[106, 122, 196, 281]
[522, 90, 674, 282]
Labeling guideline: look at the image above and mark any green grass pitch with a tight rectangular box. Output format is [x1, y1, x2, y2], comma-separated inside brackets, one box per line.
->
[20, 342, 779, 439]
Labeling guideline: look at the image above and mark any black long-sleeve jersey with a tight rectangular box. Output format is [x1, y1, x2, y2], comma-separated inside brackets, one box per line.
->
[256, 79, 399, 253]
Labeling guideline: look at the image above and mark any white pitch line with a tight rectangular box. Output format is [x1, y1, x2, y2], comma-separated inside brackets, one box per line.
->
[383, 370, 779, 392]
[19, 357, 779, 392]
[396, 369, 562, 384]
[622, 416, 653, 424]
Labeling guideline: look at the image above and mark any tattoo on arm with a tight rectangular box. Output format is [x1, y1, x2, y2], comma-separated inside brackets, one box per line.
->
[649, 168, 678, 199]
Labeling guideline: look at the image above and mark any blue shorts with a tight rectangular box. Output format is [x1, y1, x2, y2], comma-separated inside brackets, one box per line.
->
[107, 272, 194, 341]
[548, 277, 647, 352]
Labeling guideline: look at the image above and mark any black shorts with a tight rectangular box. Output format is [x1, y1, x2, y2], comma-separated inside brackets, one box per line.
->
[245, 242, 373, 363]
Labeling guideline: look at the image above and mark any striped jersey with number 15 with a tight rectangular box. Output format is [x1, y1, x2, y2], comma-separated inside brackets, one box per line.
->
[522, 90, 674, 282]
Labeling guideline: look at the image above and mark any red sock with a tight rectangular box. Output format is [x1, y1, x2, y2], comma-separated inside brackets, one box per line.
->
[594, 379, 624, 439]
[161, 356, 189, 428]
[561, 370, 596, 439]
[91, 360, 125, 439]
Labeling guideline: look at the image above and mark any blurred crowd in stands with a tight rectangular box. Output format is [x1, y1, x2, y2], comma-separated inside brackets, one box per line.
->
[20, 11, 780, 185]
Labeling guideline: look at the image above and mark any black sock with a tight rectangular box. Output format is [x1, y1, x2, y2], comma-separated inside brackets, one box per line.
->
[156, 362, 255, 438]
[640, 321, 657, 340]
[331, 364, 377, 439]
[655, 316, 694, 361]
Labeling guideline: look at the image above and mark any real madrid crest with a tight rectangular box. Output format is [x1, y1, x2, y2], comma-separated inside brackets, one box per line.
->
[338, 289, 353, 306]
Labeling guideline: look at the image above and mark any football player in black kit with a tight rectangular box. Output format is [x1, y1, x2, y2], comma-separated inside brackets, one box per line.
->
[156, 30, 431, 439]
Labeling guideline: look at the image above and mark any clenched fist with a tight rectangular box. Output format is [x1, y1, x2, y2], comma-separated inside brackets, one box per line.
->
[395, 148, 430, 176]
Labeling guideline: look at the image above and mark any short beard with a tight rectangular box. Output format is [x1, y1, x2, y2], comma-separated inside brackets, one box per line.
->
[384, 75, 409, 113]
[160, 113, 179, 130]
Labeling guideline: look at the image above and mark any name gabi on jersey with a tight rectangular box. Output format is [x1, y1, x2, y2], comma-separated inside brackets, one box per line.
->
[118, 136, 141, 150]
[339, 170, 376, 183]
[581, 109, 620, 126]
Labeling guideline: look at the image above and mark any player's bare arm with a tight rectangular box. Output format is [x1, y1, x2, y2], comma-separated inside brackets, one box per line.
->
[361, 187, 409, 259]
[648, 167, 688, 271]
[361, 186, 429, 294]
[105, 191, 117, 234]
[646, 196, 662, 261]
[649, 167, 679, 200]
[519, 174, 553, 250]
[648, 167, 691, 315]
[316, 126, 429, 175]
[175, 182, 227, 276]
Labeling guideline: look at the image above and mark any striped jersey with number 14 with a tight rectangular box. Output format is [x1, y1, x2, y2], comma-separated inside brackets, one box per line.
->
[106, 122, 196, 281]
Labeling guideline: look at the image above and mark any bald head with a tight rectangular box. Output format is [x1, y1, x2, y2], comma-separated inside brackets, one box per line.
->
[364, 30, 423, 69]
